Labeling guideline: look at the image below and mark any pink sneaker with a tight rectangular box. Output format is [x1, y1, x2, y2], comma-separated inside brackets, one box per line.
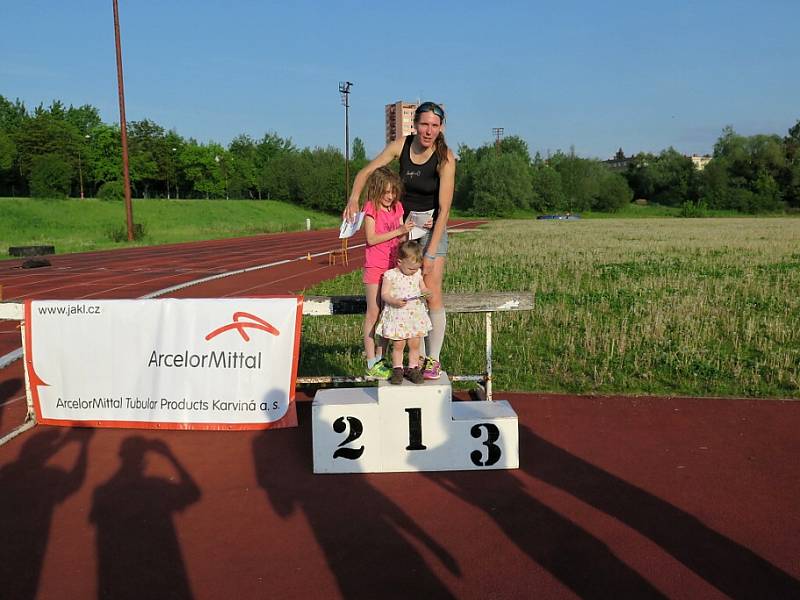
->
[423, 357, 441, 380]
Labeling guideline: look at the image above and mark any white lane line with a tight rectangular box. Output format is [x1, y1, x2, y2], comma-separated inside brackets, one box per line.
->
[140, 243, 366, 298]
[0, 394, 26, 408]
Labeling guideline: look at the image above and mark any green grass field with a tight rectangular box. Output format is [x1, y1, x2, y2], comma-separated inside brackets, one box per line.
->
[300, 218, 800, 399]
[0, 197, 340, 257]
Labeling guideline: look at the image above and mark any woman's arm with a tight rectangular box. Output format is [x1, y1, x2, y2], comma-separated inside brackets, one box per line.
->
[423, 149, 456, 265]
[343, 137, 405, 221]
[364, 214, 413, 246]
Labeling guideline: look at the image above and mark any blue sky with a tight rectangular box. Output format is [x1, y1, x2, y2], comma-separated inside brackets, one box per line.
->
[2, 0, 798, 159]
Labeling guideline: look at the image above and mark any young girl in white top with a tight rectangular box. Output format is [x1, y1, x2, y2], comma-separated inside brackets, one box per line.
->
[375, 240, 432, 384]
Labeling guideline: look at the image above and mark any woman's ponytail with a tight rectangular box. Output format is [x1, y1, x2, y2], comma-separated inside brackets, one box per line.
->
[435, 131, 449, 165]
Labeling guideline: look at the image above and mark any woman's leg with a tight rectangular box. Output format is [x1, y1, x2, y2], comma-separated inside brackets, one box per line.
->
[423, 257, 447, 364]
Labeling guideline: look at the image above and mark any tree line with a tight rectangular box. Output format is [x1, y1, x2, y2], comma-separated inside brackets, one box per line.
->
[455, 138, 634, 215]
[0, 95, 368, 212]
[455, 121, 800, 216]
[1, 94, 798, 215]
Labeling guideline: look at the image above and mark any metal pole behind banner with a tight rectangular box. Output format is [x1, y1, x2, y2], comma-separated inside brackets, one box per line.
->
[113, 0, 135, 242]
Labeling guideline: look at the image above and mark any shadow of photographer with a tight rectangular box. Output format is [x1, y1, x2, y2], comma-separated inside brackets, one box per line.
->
[90, 436, 201, 600]
[0, 427, 93, 600]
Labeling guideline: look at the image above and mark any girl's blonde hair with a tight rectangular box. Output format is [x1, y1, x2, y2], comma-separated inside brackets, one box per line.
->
[397, 240, 424, 263]
[365, 166, 403, 210]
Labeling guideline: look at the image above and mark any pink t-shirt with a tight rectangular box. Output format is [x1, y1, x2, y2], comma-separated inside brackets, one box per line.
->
[363, 201, 404, 271]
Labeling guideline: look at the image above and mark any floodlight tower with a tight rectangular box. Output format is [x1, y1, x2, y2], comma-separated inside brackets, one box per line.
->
[339, 81, 353, 201]
[492, 127, 504, 154]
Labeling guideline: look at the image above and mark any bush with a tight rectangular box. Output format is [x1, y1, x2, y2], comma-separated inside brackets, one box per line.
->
[470, 152, 532, 216]
[549, 152, 605, 212]
[29, 153, 72, 198]
[107, 222, 146, 242]
[593, 173, 633, 212]
[97, 180, 124, 201]
[678, 200, 708, 218]
[531, 166, 566, 212]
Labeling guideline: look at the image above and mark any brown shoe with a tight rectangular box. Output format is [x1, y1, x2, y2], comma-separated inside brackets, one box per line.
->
[390, 367, 404, 385]
[407, 366, 425, 384]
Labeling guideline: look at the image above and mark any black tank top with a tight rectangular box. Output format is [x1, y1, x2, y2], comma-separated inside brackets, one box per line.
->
[399, 135, 440, 221]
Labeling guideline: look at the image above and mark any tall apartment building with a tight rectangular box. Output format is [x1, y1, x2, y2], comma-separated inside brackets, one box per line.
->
[384, 101, 418, 145]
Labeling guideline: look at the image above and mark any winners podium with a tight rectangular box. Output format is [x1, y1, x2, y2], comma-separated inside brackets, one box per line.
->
[312, 373, 519, 474]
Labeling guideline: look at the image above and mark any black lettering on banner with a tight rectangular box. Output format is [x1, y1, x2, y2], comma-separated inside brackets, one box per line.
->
[470, 423, 502, 466]
[332, 416, 364, 460]
[405, 408, 427, 450]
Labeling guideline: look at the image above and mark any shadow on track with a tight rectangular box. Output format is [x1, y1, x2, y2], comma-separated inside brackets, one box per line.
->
[424, 424, 666, 599]
[522, 425, 800, 599]
[0, 427, 93, 600]
[253, 404, 460, 599]
[90, 436, 201, 600]
[0, 377, 23, 433]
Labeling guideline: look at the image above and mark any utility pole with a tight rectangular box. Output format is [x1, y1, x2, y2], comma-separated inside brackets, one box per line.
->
[113, 0, 134, 241]
[339, 81, 353, 201]
[492, 127, 504, 154]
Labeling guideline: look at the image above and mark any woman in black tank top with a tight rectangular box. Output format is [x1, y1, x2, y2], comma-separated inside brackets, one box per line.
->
[344, 102, 455, 379]
[399, 135, 440, 221]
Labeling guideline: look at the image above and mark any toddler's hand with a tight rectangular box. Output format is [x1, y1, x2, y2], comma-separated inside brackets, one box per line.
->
[391, 297, 407, 308]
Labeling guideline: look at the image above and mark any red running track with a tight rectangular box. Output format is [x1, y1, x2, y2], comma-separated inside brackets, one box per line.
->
[1, 395, 798, 599]
[1, 222, 799, 599]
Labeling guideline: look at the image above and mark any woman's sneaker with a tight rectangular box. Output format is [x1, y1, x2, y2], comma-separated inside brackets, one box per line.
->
[366, 361, 391, 379]
[407, 366, 425, 384]
[390, 367, 405, 385]
[423, 357, 441, 380]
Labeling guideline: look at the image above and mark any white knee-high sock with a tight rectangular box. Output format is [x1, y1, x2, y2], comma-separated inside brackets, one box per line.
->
[426, 309, 446, 361]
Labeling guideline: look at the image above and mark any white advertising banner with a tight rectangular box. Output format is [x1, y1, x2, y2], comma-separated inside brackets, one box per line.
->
[24, 297, 303, 430]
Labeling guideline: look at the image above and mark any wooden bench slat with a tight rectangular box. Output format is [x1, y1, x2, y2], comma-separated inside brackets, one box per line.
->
[302, 292, 534, 316]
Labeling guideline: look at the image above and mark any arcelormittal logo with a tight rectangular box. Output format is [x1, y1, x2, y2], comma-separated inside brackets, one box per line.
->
[205, 312, 280, 342]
